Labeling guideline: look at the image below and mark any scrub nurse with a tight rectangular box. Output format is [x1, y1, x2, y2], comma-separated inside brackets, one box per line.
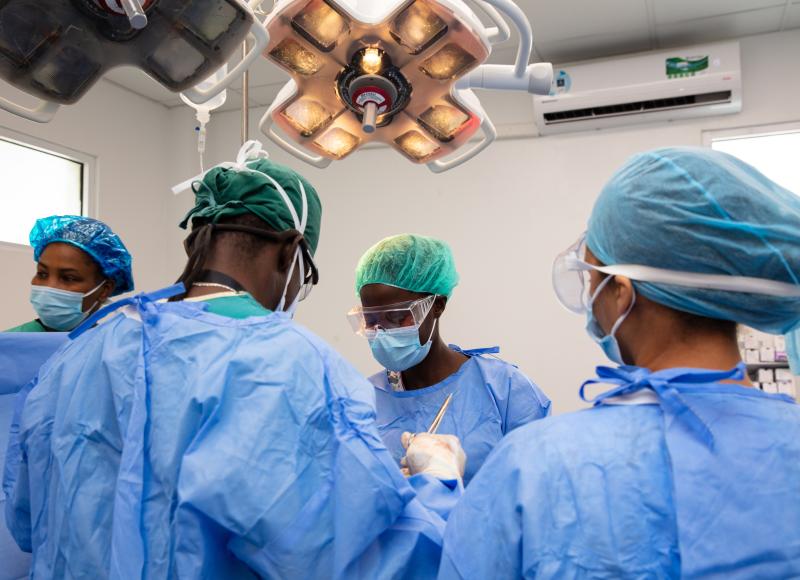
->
[350, 233, 551, 484]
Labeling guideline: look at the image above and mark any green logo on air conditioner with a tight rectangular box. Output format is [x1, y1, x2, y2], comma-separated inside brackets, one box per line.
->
[666, 56, 709, 78]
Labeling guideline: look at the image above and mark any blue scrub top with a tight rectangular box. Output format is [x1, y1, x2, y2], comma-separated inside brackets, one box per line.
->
[0, 333, 68, 580]
[439, 366, 800, 579]
[370, 347, 551, 484]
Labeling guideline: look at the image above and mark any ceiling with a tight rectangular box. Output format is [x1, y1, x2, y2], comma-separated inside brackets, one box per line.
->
[103, 0, 800, 112]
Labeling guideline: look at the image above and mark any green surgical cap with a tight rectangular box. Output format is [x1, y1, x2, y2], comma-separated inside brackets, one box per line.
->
[180, 156, 322, 254]
[355, 234, 459, 297]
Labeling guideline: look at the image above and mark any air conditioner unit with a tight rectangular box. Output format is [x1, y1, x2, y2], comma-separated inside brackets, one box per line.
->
[534, 41, 741, 135]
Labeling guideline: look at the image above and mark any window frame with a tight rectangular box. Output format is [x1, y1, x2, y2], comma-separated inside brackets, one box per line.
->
[0, 127, 97, 251]
[703, 120, 800, 148]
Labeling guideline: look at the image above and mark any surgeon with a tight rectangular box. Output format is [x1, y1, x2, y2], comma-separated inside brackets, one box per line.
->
[6, 142, 466, 580]
[439, 147, 800, 579]
[351, 234, 551, 484]
[6, 215, 134, 332]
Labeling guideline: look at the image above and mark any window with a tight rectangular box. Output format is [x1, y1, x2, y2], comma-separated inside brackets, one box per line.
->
[0, 136, 86, 246]
[708, 124, 800, 196]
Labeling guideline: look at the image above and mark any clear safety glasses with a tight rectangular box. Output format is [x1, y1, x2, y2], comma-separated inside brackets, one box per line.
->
[347, 295, 436, 337]
[552, 232, 800, 315]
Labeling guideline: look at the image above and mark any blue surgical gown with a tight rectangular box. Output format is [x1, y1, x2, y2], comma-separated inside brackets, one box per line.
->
[439, 365, 800, 579]
[370, 347, 551, 484]
[6, 297, 459, 579]
[0, 333, 68, 580]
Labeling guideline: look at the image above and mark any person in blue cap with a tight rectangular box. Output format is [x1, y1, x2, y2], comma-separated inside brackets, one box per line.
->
[5, 142, 465, 579]
[350, 234, 551, 484]
[5, 215, 134, 332]
[439, 147, 800, 579]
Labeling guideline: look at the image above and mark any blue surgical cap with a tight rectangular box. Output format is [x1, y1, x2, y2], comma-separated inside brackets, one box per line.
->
[587, 147, 800, 337]
[30, 215, 134, 296]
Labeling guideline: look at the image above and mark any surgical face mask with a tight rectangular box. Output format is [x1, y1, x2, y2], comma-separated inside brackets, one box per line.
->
[30, 280, 106, 332]
[585, 276, 636, 365]
[368, 319, 438, 372]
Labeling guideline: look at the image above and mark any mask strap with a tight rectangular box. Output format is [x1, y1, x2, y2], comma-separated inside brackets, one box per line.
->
[425, 317, 439, 345]
[84, 279, 108, 298]
[608, 285, 637, 338]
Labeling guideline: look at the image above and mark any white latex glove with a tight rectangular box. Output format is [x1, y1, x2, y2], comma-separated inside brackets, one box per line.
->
[401, 432, 467, 482]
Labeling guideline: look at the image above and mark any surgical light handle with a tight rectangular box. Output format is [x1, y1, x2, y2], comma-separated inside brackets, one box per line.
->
[182, 5, 269, 106]
[428, 112, 497, 174]
[473, 0, 533, 77]
[120, 0, 148, 30]
[0, 95, 60, 123]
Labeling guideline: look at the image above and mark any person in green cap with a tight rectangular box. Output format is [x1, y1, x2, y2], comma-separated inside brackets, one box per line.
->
[6, 142, 468, 579]
[349, 234, 551, 484]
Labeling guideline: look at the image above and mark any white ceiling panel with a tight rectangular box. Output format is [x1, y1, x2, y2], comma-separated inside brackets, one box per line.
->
[538, 30, 652, 64]
[245, 85, 287, 108]
[518, 0, 650, 43]
[652, 0, 787, 24]
[656, 6, 786, 46]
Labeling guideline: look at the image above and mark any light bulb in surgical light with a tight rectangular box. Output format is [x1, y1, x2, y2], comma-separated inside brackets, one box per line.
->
[292, 0, 350, 52]
[270, 39, 325, 76]
[390, 1, 448, 55]
[420, 43, 476, 80]
[282, 98, 332, 137]
[360, 48, 383, 74]
[395, 130, 440, 161]
[314, 127, 360, 159]
[419, 104, 470, 142]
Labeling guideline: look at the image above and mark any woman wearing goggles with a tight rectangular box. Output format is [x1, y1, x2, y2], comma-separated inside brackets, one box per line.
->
[350, 234, 551, 484]
[439, 148, 800, 579]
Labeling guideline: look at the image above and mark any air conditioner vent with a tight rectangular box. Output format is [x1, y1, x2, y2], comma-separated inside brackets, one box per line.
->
[543, 90, 733, 124]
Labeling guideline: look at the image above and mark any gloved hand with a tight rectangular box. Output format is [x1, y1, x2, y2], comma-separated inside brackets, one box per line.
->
[401, 432, 467, 482]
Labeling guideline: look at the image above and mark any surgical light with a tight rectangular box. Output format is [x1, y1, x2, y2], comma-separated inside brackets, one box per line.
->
[292, 0, 350, 52]
[261, 0, 554, 173]
[0, 0, 268, 123]
[283, 98, 333, 136]
[360, 47, 384, 75]
[390, 2, 447, 55]
[396, 130, 440, 161]
[315, 127, 361, 158]
[419, 103, 470, 142]
[270, 39, 325, 76]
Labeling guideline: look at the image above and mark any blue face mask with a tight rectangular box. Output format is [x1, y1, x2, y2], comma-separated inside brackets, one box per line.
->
[30, 281, 106, 332]
[585, 277, 636, 365]
[368, 319, 437, 372]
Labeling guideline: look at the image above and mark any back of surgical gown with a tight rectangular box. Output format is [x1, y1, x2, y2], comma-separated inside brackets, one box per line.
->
[439, 381, 800, 579]
[8, 300, 452, 579]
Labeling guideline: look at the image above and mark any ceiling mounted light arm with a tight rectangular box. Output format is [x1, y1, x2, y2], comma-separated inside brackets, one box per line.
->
[456, 61, 553, 94]
[469, 1, 510, 44]
[473, 0, 532, 77]
[181, 4, 270, 106]
[0, 96, 60, 124]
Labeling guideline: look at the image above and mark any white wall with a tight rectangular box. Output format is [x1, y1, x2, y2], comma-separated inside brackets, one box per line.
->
[2, 30, 798, 415]
[0, 79, 175, 331]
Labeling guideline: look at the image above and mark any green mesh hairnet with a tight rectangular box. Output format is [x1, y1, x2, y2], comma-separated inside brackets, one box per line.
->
[180, 156, 322, 255]
[355, 234, 459, 297]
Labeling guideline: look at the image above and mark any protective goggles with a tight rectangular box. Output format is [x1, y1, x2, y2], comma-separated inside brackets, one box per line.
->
[347, 295, 436, 337]
[553, 233, 800, 315]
